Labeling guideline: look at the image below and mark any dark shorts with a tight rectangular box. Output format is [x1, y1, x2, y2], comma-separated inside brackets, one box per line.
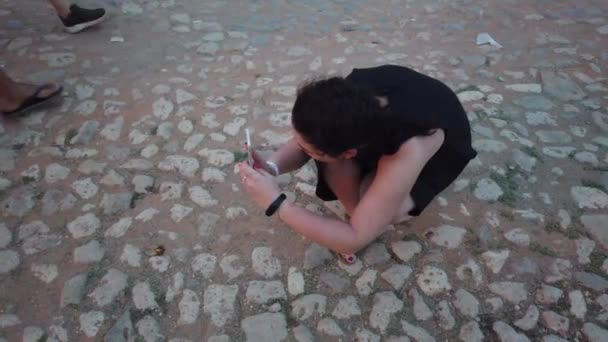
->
[314, 147, 474, 217]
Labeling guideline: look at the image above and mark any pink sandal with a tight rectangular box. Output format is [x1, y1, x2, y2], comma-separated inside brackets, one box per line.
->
[339, 253, 357, 264]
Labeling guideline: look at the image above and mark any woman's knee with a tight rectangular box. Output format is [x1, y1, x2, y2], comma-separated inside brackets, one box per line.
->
[358, 172, 414, 224]
[322, 160, 362, 214]
[359, 171, 375, 198]
[323, 159, 360, 185]
[392, 195, 415, 224]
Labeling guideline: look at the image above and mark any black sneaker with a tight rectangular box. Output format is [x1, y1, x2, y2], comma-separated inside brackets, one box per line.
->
[60, 4, 107, 33]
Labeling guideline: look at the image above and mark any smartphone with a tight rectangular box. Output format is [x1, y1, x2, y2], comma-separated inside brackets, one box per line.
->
[245, 128, 253, 166]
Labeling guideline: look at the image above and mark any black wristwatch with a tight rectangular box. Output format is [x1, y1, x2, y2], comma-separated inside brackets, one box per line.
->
[265, 193, 287, 216]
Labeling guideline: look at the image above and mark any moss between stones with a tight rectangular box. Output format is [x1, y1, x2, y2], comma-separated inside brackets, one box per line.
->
[529, 242, 558, 257]
[233, 150, 248, 163]
[521, 145, 543, 162]
[544, 220, 561, 234]
[64, 128, 78, 145]
[456, 85, 481, 93]
[490, 167, 519, 206]
[581, 179, 606, 192]
[565, 220, 592, 240]
[499, 209, 515, 221]
[585, 251, 608, 275]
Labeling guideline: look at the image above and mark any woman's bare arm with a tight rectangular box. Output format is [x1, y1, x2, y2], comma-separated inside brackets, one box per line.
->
[267, 137, 311, 174]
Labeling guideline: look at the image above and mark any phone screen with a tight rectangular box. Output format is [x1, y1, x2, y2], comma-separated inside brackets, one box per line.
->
[245, 129, 253, 166]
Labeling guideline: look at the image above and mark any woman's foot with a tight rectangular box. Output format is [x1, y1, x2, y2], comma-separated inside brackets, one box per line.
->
[1, 82, 63, 115]
[60, 4, 106, 33]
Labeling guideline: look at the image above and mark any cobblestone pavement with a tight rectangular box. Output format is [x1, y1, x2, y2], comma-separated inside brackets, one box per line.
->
[1, 0, 608, 341]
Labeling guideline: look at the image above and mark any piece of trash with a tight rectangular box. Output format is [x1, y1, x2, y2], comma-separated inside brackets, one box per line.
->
[110, 36, 125, 43]
[145, 245, 165, 256]
[476, 33, 502, 49]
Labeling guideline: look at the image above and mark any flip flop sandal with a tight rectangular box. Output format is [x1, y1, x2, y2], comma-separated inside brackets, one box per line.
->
[338, 253, 357, 265]
[2, 83, 63, 116]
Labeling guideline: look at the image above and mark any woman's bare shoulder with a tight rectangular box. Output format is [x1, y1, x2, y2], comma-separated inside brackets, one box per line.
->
[378, 128, 445, 166]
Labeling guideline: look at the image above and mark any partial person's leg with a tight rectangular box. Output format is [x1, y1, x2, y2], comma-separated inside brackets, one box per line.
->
[0, 69, 62, 114]
[321, 159, 364, 264]
[48, 0, 107, 33]
[322, 159, 362, 216]
[359, 171, 414, 224]
[323, 159, 415, 222]
[48, 0, 70, 17]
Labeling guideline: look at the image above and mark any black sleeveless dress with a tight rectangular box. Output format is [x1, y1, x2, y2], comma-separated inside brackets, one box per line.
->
[314, 65, 477, 216]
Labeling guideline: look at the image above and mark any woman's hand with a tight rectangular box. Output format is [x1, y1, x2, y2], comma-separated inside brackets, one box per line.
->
[238, 162, 281, 209]
[246, 145, 279, 176]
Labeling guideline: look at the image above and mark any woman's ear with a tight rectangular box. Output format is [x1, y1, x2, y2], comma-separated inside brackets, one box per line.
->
[342, 148, 358, 159]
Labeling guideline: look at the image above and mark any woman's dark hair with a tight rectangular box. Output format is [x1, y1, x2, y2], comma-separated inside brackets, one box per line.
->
[292, 76, 431, 157]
